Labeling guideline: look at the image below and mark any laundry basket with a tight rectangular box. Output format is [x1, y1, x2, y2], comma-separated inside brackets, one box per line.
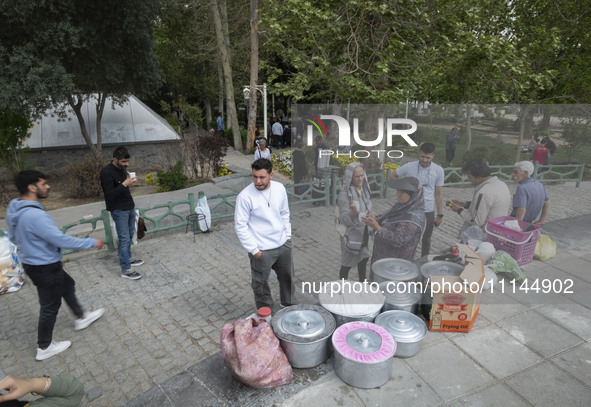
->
[484, 216, 541, 265]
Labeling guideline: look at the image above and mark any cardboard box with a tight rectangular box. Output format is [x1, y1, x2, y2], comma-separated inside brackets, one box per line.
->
[428, 244, 484, 332]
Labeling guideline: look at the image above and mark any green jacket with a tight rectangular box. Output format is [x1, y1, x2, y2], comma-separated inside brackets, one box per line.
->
[28, 375, 84, 407]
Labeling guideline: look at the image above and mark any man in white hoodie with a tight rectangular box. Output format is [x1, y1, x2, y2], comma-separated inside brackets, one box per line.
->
[235, 159, 294, 309]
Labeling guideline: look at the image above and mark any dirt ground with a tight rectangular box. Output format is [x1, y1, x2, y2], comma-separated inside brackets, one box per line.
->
[0, 175, 157, 219]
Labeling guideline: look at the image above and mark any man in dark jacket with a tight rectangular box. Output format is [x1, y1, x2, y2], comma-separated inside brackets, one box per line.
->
[100, 146, 143, 280]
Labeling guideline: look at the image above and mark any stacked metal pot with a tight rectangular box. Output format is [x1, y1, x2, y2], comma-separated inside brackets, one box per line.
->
[271, 304, 336, 368]
[419, 260, 464, 319]
[267, 257, 461, 389]
[317, 285, 385, 327]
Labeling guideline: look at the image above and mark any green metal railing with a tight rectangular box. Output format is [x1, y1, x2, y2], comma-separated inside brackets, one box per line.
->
[60, 162, 584, 253]
[443, 163, 585, 187]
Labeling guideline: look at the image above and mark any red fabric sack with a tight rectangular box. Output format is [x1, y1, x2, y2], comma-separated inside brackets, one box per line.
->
[220, 317, 293, 388]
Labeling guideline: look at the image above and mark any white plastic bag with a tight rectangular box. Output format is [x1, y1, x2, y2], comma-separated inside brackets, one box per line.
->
[196, 195, 211, 232]
[0, 231, 25, 295]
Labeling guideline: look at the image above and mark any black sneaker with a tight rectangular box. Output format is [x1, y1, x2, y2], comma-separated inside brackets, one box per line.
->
[121, 270, 142, 280]
[130, 259, 144, 267]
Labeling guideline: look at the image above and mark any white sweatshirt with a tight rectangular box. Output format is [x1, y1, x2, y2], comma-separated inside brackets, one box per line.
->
[235, 180, 291, 254]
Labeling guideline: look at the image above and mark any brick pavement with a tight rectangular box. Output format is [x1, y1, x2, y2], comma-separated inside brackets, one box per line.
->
[1, 180, 590, 406]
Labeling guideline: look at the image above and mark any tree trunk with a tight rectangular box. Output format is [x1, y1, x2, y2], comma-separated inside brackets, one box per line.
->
[211, 0, 242, 150]
[205, 97, 212, 129]
[67, 94, 102, 159]
[465, 103, 472, 151]
[540, 108, 551, 130]
[95, 92, 107, 154]
[217, 59, 224, 117]
[247, 0, 259, 152]
[515, 105, 532, 163]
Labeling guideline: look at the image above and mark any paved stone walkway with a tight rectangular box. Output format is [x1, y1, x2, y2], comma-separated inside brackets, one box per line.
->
[1, 150, 590, 406]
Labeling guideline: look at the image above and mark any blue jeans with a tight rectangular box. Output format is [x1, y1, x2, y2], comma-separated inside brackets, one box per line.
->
[111, 209, 135, 271]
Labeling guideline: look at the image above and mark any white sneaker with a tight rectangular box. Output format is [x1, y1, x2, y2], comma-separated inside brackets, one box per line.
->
[36, 340, 71, 361]
[75, 308, 105, 331]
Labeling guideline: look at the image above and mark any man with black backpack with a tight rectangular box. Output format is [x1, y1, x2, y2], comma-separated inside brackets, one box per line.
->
[6, 170, 105, 361]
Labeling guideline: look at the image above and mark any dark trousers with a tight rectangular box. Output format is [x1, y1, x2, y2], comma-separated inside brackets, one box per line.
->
[421, 211, 435, 257]
[248, 241, 294, 309]
[339, 257, 369, 282]
[446, 148, 455, 163]
[23, 262, 84, 348]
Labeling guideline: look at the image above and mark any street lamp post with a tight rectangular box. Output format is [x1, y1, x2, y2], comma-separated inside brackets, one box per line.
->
[243, 83, 267, 138]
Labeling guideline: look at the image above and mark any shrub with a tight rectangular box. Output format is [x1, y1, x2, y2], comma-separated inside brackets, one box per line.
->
[0, 109, 30, 175]
[145, 173, 155, 186]
[216, 162, 232, 177]
[69, 155, 105, 198]
[271, 150, 293, 176]
[0, 182, 10, 208]
[156, 160, 188, 192]
[195, 134, 229, 178]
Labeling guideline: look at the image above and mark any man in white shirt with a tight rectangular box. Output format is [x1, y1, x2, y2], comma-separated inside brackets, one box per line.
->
[391, 142, 444, 256]
[271, 117, 284, 149]
[235, 158, 294, 309]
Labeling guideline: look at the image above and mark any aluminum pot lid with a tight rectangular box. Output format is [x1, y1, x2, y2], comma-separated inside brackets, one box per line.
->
[420, 261, 464, 279]
[375, 310, 427, 342]
[332, 321, 396, 363]
[272, 304, 336, 343]
[372, 258, 418, 281]
[318, 285, 385, 317]
[281, 309, 326, 338]
[378, 282, 421, 304]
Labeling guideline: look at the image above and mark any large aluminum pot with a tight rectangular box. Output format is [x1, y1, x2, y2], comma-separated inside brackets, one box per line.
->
[271, 304, 336, 368]
[318, 282, 385, 327]
[379, 281, 421, 314]
[331, 308, 381, 327]
[371, 258, 419, 284]
[375, 310, 427, 358]
[332, 321, 396, 388]
[419, 261, 464, 319]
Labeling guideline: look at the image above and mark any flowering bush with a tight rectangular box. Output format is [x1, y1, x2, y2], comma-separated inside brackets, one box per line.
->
[335, 155, 399, 178]
[216, 162, 232, 177]
[145, 173, 155, 186]
[384, 161, 399, 177]
[335, 155, 359, 168]
[271, 150, 293, 176]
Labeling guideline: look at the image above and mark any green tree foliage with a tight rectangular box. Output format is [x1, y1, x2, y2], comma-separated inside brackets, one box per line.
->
[0, 109, 31, 175]
[261, 0, 432, 103]
[0, 0, 162, 158]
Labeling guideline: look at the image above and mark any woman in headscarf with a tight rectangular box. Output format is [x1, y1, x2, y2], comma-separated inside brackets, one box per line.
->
[363, 176, 425, 264]
[337, 162, 373, 281]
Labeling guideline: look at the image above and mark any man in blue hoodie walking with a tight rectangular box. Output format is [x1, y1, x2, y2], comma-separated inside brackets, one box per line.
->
[6, 170, 105, 361]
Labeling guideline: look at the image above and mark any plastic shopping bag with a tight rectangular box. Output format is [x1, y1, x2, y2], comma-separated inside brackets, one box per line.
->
[220, 317, 293, 388]
[487, 250, 527, 283]
[196, 195, 211, 232]
[0, 231, 25, 295]
[534, 234, 556, 261]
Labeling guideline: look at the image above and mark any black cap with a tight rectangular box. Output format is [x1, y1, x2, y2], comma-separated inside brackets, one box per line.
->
[387, 177, 419, 192]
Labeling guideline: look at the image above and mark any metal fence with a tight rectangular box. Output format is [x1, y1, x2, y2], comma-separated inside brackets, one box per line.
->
[60, 162, 584, 253]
